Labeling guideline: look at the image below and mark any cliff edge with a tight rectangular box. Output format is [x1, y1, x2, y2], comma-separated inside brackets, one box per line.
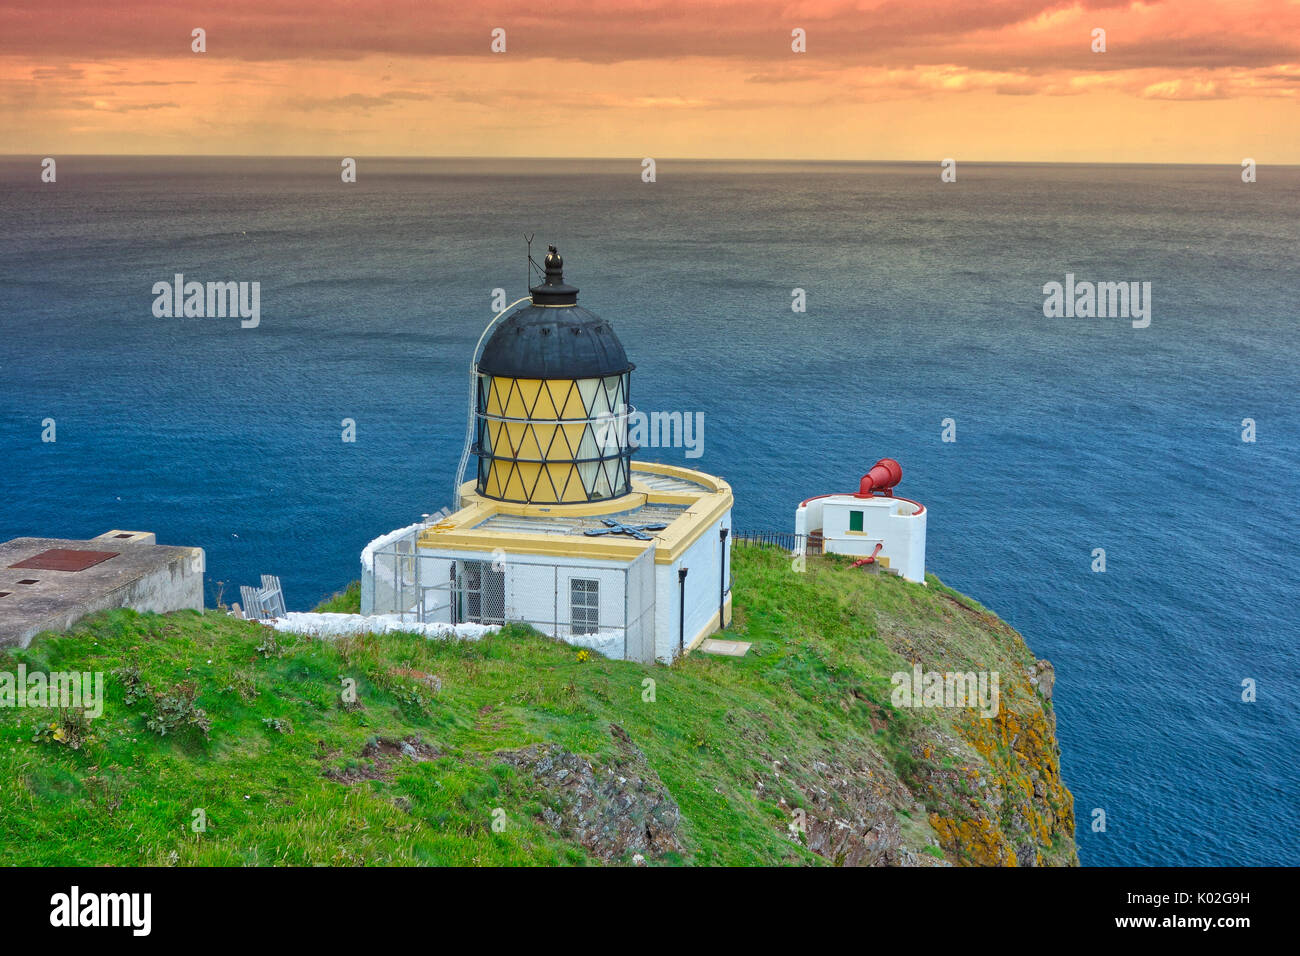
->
[0, 544, 1074, 866]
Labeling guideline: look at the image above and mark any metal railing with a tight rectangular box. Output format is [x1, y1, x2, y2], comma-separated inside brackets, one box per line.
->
[731, 530, 820, 553]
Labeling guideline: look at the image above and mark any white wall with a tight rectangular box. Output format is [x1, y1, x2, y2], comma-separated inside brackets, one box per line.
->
[794, 498, 822, 539]
[654, 509, 731, 662]
[410, 546, 633, 659]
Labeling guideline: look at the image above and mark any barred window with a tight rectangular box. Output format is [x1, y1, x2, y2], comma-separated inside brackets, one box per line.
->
[570, 578, 599, 635]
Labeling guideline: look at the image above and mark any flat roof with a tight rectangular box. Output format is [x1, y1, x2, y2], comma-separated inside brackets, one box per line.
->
[0, 535, 203, 647]
[418, 462, 732, 565]
[475, 501, 689, 537]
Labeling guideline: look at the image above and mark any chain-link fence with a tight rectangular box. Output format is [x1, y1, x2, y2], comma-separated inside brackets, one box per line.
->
[624, 545, 656, 663]
[365, 532, 657, 662]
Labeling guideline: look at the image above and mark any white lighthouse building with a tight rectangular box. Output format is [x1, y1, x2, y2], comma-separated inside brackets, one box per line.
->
[793, 458, 927, 583]
[361, 247, 733, 663]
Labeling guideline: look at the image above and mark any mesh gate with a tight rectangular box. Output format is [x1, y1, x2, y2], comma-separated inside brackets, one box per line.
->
[457, 560, 505, 624]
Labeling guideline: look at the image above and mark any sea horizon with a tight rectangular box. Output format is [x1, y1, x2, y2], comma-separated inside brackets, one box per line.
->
[7, 154, 1300, 167]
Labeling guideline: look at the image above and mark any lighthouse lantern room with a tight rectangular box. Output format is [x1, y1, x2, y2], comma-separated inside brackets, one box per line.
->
[474, 247, 634, 504]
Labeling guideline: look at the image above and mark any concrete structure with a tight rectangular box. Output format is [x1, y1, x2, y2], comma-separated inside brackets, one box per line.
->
[362, 246, 732, 663]
[794, 459, 927, 583]
[0, 531, 205, 648]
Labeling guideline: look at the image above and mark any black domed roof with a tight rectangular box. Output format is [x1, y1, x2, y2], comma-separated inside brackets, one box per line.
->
[478, 247, 632, 379]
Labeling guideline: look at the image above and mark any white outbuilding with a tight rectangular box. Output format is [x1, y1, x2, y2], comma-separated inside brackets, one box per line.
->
[793, 458, 927, 583]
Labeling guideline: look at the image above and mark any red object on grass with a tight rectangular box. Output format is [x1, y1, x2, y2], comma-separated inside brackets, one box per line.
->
[851, 543, 885, 568]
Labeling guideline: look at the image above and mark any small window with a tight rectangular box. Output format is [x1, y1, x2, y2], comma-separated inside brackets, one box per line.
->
[849, 511, 864, 532]
[570, 578, 600, 635]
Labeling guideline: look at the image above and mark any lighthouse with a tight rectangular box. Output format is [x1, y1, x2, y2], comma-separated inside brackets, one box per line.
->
[360, 247, 734, 664]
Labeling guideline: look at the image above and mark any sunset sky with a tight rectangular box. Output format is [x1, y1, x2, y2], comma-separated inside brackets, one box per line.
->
[2, 1, 1297, 162]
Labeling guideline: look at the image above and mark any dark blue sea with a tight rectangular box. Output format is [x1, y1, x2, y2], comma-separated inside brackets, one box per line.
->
[1, 157, 1296, 866]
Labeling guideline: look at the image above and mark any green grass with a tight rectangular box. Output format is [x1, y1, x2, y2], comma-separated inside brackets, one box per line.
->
[313, 581, 361, 614]
[0, 545, 1075, 866]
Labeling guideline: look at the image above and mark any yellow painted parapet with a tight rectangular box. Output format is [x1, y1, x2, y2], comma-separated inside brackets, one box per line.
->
[418, 528, 652, 562]
[421, 463, 733, 565]
[455, 480, 649, 518]
[633, 461, 732, 495]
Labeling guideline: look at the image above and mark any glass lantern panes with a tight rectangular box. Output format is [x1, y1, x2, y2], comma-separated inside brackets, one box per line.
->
[475, 372, 633, 503]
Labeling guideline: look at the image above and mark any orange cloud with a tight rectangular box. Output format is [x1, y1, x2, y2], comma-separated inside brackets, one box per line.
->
[1, 1, 1296, 161]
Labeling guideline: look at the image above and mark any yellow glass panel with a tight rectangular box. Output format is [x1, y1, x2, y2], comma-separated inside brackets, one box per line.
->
[558, 422, 585, 459]
[543, 463, 573, 501]
[561, 465, 588, 501]
[530, 424, 561, 463]
[486, 376, 505, 415]
[516, 424, 544, 461]
[523, 460, 550, 500]
[512, 379, 543, 417]
[503, 464, 529, 501]
[502, 378, 530, 418]
[558, 380, 588, 418]
[503, 422, 527, 456]
[485, 462, 505, 498]
[543, 380, 570, 420]
[532, 380, 562, 419]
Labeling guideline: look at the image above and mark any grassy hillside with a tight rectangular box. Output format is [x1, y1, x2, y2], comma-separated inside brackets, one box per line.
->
[0, 546, 1075, 866]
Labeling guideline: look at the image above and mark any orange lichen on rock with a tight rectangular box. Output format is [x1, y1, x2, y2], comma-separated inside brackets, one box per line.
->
[928, 812, 1018, 866]
[920, 673, 1076, 866]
